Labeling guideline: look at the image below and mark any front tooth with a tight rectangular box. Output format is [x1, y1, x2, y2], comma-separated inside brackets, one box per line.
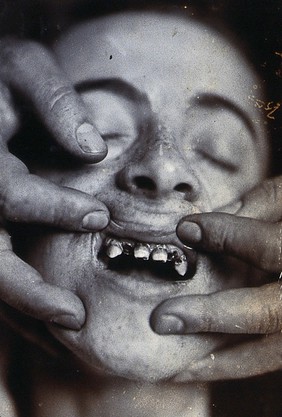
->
[106, 240, 123, 258]
[151, 246, 168, 263]
[134, 244, 150, 260]
[174, 256, 188, 277]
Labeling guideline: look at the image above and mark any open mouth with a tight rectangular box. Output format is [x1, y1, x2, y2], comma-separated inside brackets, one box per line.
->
[99, 236, 197, 282]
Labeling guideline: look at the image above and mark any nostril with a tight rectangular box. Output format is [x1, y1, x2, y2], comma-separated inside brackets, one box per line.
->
[134, 176, 156, 192]
[174, 183, 193, 195]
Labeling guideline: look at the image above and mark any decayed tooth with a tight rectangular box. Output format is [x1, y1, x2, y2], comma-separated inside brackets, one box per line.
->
[167, 250, 180, 262]
[106, 240, 123, 259]
[174, 255, 188, 277]
[121, 241, 134, 255]
[151, 246, 168, 263]
[134, 244, 150, 260]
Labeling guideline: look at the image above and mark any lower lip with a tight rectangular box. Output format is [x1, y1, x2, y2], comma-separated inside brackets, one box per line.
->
[95, 263, 192, 301]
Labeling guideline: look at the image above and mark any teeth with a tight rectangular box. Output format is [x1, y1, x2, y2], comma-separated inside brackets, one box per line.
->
[151, 246, 168, 263]
[174, 256, 188, 277]
[122, 241, 134, 255]
[167, 249, 181, 262]
[104, 238, 189, 277]
[106, 240, 123, 259]
[134, 244, 150, 260]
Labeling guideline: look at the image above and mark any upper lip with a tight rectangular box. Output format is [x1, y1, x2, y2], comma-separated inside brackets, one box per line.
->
[101, 192, 201, 216]
[98, 192, 201, 242]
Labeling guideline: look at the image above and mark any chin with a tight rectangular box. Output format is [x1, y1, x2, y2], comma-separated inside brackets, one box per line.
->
[24, 226, 265, 383]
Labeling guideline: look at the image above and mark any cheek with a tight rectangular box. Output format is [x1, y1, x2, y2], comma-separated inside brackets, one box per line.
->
[26, 233, 226, 381]
[25, 232, 269, 383]
[194, 157, 267, 210]
[48, 270, 227, 382]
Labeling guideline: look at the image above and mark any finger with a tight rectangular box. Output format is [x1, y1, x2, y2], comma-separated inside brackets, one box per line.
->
[177, 213, 282, 272]
[0, 303, 68, 358]
[0, 151, 109, 231]
[0, 228, 85, 329]
[0, 39, 107, 162]
[0, 79, 20, 141]
[151, 283, 282, 335]
[175, 333, 282, 382]
[220, 176, 282, 222]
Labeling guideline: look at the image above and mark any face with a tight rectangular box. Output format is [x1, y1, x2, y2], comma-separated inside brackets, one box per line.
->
[27, 12, 270, 382]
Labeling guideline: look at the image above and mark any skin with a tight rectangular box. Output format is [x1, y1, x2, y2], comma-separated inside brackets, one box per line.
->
[0, 4, 279, 407]
[22, 12, 270, 388]
[153, 176, 282, 381]
[0, 37, 109, 333]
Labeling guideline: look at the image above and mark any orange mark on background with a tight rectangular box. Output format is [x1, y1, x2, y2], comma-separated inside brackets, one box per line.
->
[249, 95, 281, 120]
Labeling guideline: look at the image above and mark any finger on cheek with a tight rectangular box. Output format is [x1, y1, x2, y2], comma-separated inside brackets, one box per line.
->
[0, 165, 110, 231]
[174, 333, 282, 382]
[150, 296, 210, 335]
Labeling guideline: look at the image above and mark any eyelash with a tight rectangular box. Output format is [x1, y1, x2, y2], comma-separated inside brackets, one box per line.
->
[198, 149, 238, 173]
[102, 133, 126, 140]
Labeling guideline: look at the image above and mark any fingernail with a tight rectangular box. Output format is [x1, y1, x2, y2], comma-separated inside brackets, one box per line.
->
[154, 314, 185, 334]
[51, 314, 82, 331]
[76, 123, 107, 158]
[82, 211, 109, 231]
[177, 222, 202, 245]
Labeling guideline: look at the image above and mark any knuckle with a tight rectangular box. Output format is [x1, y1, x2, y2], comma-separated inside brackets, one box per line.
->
[270, 343, 282, 370]
[47, 85, 74, 113]
[211, 221, 232, 253]
[260, 224, 282, 271]
[202, 295, 217, 332]
[1, 185, 27, 221]
[258, 305, 281, 333]
[261, 178, 281, 206]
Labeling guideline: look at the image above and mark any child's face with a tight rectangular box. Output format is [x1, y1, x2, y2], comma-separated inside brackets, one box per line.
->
[27, 12, 270, 382]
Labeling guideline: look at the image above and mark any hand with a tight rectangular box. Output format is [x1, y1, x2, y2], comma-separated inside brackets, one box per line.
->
[0, 38, 110, 333]
[151, 176, 282, 380]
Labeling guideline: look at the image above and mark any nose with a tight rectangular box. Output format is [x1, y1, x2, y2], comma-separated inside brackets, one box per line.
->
[117, 140, 200, 200]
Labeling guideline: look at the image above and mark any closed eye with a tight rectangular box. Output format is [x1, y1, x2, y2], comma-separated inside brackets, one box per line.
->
[102, 133, 130, 140]
[198, 149, 238, 173]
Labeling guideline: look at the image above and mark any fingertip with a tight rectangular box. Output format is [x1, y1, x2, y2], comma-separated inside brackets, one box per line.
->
[151, 313, 185, 335]
[76, 123, 108, 162]
[45, 290, 86, 330]
[81, 211, 110, 231]
[177, 221, 202, 245]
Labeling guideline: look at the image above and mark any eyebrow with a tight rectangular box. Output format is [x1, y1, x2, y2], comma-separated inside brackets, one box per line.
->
[74, 77, 149, 106]
[75, 79, 257, 140]
[192, 93, 257, 140]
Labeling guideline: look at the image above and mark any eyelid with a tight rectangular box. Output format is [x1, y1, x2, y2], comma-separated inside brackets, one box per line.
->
[198, 149, 238, 173]
[191, 93, 257, 142]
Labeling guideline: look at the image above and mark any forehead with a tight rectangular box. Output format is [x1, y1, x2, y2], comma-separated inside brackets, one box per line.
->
[55, 12, 260, 107]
